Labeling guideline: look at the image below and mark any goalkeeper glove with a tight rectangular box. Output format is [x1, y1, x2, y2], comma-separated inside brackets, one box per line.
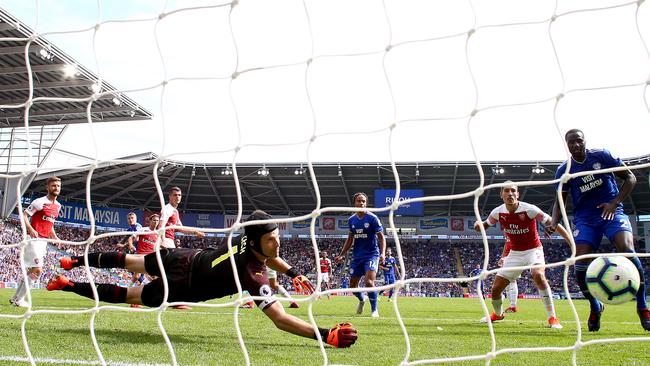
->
[292, 275, 315, 294]
[325, 322, 358, 348]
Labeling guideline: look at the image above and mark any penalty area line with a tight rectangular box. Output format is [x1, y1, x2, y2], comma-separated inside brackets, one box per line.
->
[0, 355, 172, 366]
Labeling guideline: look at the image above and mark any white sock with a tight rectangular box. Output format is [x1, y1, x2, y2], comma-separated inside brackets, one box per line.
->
[508, 282, 518, 307]
[539, 287, 556, 318]
[14, 273, 36, 302]
[13, 279, 25, 301]
[277, 285, 294, 300]
[492, 298, 503, 316]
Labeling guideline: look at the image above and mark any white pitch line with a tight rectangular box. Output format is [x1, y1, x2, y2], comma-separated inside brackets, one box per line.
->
[0, 356, 172, 366]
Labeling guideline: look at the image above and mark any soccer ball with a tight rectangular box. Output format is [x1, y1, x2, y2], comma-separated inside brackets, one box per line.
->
[586, 256, 640, 305]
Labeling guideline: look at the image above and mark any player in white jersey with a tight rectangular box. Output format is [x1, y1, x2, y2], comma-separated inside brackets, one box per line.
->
[475, 182, 570, 329]
[11, 177, 62, 307]
[159, 186, 205, 248]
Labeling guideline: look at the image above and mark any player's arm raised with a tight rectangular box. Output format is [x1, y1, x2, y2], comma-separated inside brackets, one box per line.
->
[262, 301, 357, 348]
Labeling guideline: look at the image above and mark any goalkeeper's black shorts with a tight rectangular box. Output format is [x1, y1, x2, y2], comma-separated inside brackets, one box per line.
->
[141, 248, 200, 307]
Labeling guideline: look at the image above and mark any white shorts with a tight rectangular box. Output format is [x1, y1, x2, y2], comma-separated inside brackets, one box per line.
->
[267, 269, 277, 280]
[497, 247, 545, 282]
[162, 238, 175, 249]
[23, 239, 47, 268]
[319, 272, 330, 284]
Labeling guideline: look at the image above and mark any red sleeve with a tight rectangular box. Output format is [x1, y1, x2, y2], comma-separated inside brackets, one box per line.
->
[502, 240, 512, 257]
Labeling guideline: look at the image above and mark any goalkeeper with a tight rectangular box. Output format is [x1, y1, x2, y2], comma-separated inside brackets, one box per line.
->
[47, 210, 358, 348]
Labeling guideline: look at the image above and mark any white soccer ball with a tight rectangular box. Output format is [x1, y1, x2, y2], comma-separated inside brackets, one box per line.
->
[586, 256, 640, 305]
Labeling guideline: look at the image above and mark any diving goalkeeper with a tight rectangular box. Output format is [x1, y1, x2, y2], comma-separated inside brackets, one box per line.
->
[47, 210, 358, 348]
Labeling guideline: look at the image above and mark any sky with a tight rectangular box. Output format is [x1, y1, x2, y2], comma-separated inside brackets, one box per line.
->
[1, 0, 649, 169]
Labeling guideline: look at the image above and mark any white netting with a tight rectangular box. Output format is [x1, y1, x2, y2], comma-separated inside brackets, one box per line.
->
[0, 0, 649, 365]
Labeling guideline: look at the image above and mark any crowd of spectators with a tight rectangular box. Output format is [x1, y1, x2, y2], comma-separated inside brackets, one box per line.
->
[1, 219, 648, 299]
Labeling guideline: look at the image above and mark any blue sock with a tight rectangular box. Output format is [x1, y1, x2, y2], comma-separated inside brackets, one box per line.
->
[575, 263, 601, 311]
[353, 291, 364, 302]
[626, 252, 648, 310]
[367, 290, 378, 311]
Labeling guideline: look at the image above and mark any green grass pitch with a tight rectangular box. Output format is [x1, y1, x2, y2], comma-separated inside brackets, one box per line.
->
[0, 289, 648, 365]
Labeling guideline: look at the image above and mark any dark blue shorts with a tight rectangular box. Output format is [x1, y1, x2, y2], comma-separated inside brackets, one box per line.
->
[349, 256, 379, 278]
[384, 274, 396, 285]
[573, 211, 632, 250]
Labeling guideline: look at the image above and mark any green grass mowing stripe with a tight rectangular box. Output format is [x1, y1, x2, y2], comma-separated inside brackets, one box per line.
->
[1, 290, 648, 365]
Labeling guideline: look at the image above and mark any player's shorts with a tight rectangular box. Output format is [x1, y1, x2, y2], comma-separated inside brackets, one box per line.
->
[162, 237, 176, 248]
[23, 239, 47, 268]
[573, 211, 632, 249]
[384, 273, 396, 285]
[141, 248, 200, 307]
[349, 256, 379, 278]
[319, 272, 330, 284]
[496, 247, 545, 282]
[267, 268, 277, 280]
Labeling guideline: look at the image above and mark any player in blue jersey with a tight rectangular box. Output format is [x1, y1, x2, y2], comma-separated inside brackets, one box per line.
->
[335, 192, 386, 318]
[547, 129, 649, 331]
[116, 212, 147, 307]
[116, 212, 142, 253]
[379, 247, 399, 301]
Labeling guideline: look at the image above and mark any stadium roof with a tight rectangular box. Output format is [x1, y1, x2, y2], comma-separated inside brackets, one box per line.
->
[0, 8, 152, 127]
[28, 153, 650, 217]
[0, 7, 152, 171]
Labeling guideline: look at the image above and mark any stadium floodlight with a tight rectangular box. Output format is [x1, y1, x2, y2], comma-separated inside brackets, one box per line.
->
[415, 163, 420, 177]
[337, 164, 342, 177]
[257, 165, 269, 176]
[294, 164, 305, 175]
[191, 167, 196, 177]
[221, 166, 232, 175]
[532, 166, 545, 174]
[38, 46, 53, 61]
[62, 63, 79, 78]
[90, 82, 100, 93]
[492, 166, 505, 175]
[111, 94, 122, 106]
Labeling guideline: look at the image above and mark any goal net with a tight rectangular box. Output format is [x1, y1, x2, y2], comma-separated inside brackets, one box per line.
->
[0, 0, 649, 365]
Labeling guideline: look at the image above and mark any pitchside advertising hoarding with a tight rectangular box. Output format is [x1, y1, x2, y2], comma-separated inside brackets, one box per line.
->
[57, 200, 141, 229]
[374, 189, 424, 216]
[21, 199, 224, 230]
